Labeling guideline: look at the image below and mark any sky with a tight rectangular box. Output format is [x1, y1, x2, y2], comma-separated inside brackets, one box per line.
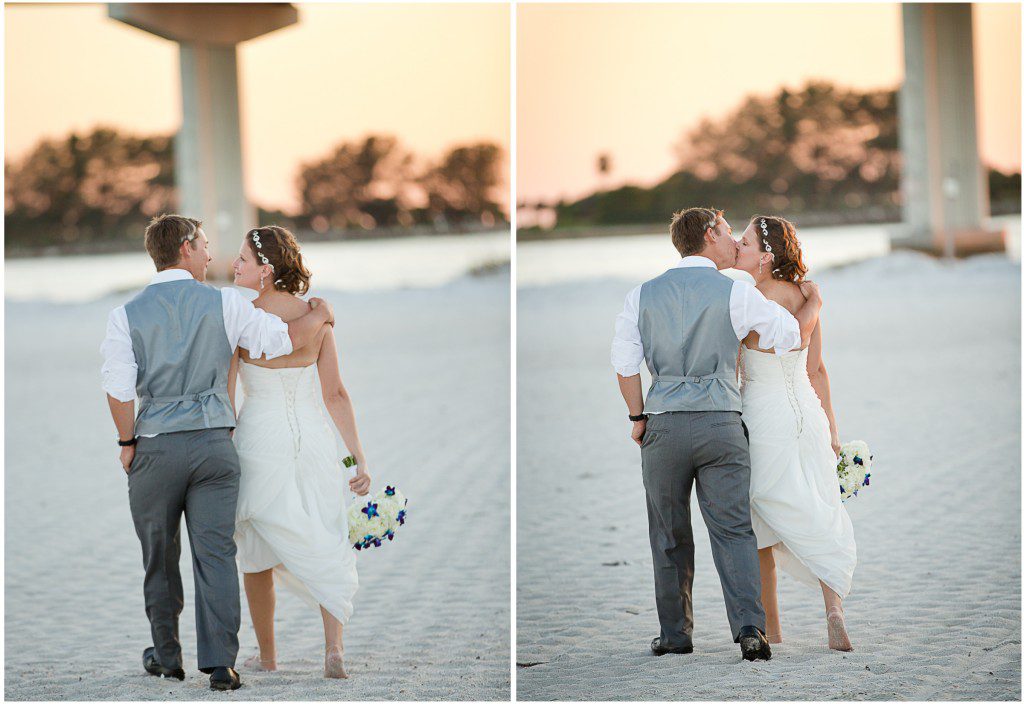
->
[5, 2, 510, 214]
[517, 3, 1022, 204]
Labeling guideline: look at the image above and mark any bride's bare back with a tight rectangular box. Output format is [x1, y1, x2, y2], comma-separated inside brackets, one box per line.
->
[240, 292, 331, 368]
[742, 279, 810, 353]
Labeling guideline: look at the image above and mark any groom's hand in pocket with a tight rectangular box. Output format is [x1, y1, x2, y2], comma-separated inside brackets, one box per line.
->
[631, 419, 647, 446]
[120, 445, 135, 475]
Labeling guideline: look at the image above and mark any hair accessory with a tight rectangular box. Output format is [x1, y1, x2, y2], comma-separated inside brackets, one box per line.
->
[250, 229, 273, 269]
[759, 218, 773, 253]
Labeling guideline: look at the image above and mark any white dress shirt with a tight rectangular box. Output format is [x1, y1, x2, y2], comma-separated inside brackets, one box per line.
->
[100, 269, 294, 404]
[611, 256, 802, 377]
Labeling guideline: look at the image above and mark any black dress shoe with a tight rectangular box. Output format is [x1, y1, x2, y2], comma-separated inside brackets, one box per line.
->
[650, 637, 694, 656]
[209, 667, 242, 691]
[737, 625, 772, 661]
[142, 647, 185, 680]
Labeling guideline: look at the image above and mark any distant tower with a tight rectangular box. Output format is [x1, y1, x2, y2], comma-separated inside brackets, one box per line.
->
[898, 3, 1004, 256]
[108, 3, 299, 277]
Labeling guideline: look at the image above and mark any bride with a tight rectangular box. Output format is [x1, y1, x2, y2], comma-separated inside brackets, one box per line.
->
[733, 215, 856, 651]
[227, 225, 371, 678]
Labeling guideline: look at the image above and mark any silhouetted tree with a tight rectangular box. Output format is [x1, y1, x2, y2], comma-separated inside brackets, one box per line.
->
[418, 142, 505, 227]
[989, 168, 1022, 215]
[5, 127, 175, 247]
[554, 81, 924, 229]
[297, 135, 416, 231]
[672, 81, 900, 214]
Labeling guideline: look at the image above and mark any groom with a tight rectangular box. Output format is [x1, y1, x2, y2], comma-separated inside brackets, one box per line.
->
[612, 207, 821, 661]
[100, 214, 335, 689]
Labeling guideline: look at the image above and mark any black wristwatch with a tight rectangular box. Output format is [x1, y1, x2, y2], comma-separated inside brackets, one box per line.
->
[629, 413, 648, 422]
[117, 437, 138, 447]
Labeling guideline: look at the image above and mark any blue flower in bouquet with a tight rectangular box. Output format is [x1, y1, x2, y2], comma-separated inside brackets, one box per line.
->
[347, 485, 408, 551]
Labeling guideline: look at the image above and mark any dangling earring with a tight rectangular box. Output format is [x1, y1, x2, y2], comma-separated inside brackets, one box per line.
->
[259, 274, 265, 291]
[758, 258, 763, 275]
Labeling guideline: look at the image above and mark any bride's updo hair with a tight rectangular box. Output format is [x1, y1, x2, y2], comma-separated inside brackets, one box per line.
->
[246, 225, 312, 295]
[750, 215, 807, 283]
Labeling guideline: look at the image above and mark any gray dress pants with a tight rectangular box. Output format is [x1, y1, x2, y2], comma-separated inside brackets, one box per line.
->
[640, 410, 766, 646]
[126, 428, 241, 673]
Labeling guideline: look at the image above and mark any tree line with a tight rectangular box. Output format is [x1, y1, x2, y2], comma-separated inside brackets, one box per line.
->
[5, 130, 506, 252]
[522, 81, 1020, 231]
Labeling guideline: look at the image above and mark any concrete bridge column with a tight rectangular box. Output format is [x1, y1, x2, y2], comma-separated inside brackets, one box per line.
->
[898, 3, 1003, 255]
[108, 3, 298, 277]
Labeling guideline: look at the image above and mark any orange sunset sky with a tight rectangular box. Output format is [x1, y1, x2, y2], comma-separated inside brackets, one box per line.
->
[5, 2, 510, 214]
[517, 3, 1022, 204]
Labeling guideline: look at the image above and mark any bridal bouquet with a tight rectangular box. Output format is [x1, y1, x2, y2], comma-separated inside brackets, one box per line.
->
[345, 462, 408, 550]
[836, 440, 873, 501]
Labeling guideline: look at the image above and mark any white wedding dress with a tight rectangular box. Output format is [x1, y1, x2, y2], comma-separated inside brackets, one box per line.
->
[740, 347, 856, 598]
[233, 361, 358, 624]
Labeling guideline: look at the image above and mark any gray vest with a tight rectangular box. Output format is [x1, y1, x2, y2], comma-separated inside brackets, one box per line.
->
[638, 266, 742, 413]
[125, 279, 236, 436]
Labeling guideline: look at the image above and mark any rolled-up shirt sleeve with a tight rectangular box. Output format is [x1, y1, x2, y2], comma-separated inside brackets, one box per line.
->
[611, 285, 645, 377]
[100, 306, 138, 402]
[221, 288, 293, 361]
[729, 280, 801, 354]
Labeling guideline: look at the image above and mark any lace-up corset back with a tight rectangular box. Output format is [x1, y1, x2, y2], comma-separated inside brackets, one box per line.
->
[236, 362, 327, 460]
[741, 347, 815, 434]
[741, 346, 810, 385]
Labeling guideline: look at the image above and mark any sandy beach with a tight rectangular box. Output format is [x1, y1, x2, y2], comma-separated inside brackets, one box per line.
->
[5, 269, 511, 700]
[516, 250, 1021, 700]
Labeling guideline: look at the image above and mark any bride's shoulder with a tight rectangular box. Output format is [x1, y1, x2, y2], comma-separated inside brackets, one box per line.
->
[757, 279, 806, 311]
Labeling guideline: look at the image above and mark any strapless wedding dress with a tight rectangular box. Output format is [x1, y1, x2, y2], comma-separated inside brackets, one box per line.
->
[740, 347, 856, 597]
[233, 361, 357, 623]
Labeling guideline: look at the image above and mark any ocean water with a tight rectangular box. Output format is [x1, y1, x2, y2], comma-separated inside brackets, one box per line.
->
[4, 230, 511, 303]
[517, 217, 1021, 287]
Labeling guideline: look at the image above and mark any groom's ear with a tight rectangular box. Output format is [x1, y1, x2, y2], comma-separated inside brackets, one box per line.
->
[176, 238, 193, 264]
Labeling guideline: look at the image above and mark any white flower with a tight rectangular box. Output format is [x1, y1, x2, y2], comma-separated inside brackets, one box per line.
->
[836, 440, 872, 501]
[346, 486, 408, 548]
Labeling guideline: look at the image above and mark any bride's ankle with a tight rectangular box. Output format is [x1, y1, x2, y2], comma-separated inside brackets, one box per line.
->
[326, 645, 344, 657]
